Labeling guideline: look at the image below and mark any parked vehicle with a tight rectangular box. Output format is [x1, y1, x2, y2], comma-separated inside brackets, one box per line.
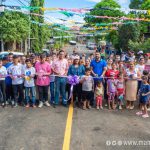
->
[0, 52, 24, 59]
[69, 41, 76, 45]
[86, 42, 97, 50]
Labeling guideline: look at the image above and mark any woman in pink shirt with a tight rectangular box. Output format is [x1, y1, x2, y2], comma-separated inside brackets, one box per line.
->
[35, 54, 51, 108]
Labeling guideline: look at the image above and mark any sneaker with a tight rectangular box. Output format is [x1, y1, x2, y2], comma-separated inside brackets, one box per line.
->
[1, 103, 5, 107]
[13, 103, 18, 108]
[100, 106, 103, 109]
[25, 104, 30, 108]
[44, 101, 50, 107]
[142, 114, 149, 118]
[119, 105, 122, 110]
[38, 101, 43, 108]
[96, 106, 99, 110]
[136, 111, 143, 116]
[33, 105, 36, 108]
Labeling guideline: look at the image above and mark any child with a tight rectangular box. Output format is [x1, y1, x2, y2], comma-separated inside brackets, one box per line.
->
[95, 81, 104, 110]
[116, 73, 125, 110]
[0, 59, 7, 107]
[8, 55, 24, 107]
[107, 73, 116, 109]
[80, 68, 94, 110]
[23, 59, 36, 108]
[136, 76, 150, 118]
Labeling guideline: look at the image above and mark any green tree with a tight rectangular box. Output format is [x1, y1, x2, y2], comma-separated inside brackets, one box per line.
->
[0, 11, 29, 50]
[118, 24, 141, 50]
[85, 0, 124, 24]
[30, 0, 50, 52]
[129, 0, 144, 9]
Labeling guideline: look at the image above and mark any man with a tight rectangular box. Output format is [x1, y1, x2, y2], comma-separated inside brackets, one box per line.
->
[35, 54, 51, 108]
[8, 53, 13, 63]
[8, 55, 24, 107]
[90, 51, 107, 106]
[52, 50, 68, 106]
[90, 51, 107, 82]
[2, 57, 13, 105]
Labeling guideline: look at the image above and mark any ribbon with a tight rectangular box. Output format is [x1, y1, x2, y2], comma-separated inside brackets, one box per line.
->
[67, 75, 80, 100]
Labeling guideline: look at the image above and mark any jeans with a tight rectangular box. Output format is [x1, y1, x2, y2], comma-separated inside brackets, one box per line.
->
[25, 87, 36, 104]
[12, 84, 24, 104]
[38, 85, 49, 103]
[6, 84, 14, 102]
[50, 82, 55, 104]
[0, 80, 6, 103]
[55, 77, 67, 105]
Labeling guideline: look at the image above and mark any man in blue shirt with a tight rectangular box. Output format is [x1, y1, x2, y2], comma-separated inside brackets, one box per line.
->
[2, 56, 13, 106]
[90, 51, 107, 80]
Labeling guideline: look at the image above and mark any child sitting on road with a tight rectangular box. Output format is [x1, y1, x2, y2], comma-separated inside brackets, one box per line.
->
[95, 81, 104, 110]
[107, 73, 117, 110]
[80, 68, 94, 110]
[116, 73, 125, 110]
[136, 76, 150, 118]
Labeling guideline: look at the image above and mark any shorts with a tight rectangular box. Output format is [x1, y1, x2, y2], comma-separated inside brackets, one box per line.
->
[117, 88, 124, 96]
[140, 96, 149, 105]
[82, 91, 93, 101]
[108, 92, 116, 101]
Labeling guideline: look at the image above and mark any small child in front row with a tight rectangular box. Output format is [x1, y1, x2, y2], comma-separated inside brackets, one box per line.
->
[23, 59, 36, 108]
[80, 68, 94, 110]
[116, 73, 125, 110]
[107, 74, 117, 110]
[136, 76, 150, 118]
[95, 81, 104, 110]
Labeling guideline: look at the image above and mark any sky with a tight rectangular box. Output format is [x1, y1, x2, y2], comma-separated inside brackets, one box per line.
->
[5, 0, 130, 9]
[4, 0, 130, 25]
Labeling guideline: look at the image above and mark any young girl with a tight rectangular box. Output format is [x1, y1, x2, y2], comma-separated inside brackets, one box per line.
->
[107, 73, 116, 109]
[136, 76, 150, 118]
[95, 81, 104, 110]
[116, 73, 125, 110]
[80, 68, 94, 110]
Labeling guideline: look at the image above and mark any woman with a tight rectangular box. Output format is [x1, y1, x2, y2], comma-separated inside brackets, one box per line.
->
[68, 56, 85, 107]
[124, 61, 141, 109]
[106, 58, 113, 70]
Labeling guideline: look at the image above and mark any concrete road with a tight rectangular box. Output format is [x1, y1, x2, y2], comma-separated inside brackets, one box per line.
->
[0, 105, 150, 150]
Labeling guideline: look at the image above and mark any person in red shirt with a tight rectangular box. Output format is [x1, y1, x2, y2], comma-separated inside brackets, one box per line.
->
[105, 63, 119, 79]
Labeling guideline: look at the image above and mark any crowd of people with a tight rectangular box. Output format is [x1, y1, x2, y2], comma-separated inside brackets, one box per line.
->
[0, 49, 150, 118]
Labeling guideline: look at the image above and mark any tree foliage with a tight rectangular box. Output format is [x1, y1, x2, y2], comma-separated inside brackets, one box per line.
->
[129, 0, 144, 9]
[0, 11, 29, 42]
[85, 0, 124, 24]
[118, 24, 141, 51]
[30, 0, 50, 52]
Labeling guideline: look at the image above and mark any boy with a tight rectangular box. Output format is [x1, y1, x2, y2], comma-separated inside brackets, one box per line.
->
[8, 55, 24, 107]
[23, 59, 36, 107]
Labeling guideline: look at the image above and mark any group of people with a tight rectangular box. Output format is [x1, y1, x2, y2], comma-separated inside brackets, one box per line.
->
[0, 49, 150, 118]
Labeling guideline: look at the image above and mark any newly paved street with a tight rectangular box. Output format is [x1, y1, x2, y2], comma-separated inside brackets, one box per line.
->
[0, 105, 150, 150]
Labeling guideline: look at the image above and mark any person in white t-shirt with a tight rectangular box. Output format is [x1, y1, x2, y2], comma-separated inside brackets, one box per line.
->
[8, 55, 24, 107]
[23, 59, 36, 108]
[136, 57, 145, 75]
[0, 59, 7, 107]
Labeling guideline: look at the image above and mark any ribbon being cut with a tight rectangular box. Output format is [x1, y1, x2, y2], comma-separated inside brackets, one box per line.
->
[67, 75, 80, 100]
